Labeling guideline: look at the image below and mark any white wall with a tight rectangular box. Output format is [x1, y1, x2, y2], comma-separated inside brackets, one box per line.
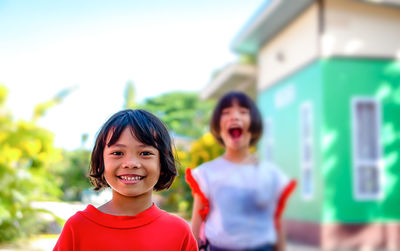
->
[258, 3, 319, 91]
[322, 0, 400, 58]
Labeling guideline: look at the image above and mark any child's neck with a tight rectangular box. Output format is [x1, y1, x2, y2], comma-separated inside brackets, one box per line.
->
[223, 148, 254, 164]
[99, 193, 153, 216]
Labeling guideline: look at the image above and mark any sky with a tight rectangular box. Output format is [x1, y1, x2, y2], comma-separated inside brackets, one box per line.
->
[0, 0, 265, 150]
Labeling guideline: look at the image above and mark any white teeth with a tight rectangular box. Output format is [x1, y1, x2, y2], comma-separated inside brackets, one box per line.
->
[120, 176, 142, 181]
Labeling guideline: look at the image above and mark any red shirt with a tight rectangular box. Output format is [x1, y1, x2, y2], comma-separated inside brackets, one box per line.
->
[53, 203, 198, 251]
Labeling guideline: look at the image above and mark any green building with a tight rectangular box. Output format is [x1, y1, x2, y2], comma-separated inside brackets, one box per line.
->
[202, 0, 400, 250]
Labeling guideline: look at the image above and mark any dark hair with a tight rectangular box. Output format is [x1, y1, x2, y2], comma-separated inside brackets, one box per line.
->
[210, 91, 263, 146]
[89, 109, 177, 191]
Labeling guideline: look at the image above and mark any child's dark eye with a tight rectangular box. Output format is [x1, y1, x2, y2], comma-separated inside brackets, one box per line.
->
[222, 110, 230, 115]
[111, 151, 123, 156]
[140, 151, 153, 156]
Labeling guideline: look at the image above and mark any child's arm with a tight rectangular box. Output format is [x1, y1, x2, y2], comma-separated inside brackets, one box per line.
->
[191, 194, 204, 244]
[53, 219, 74, 251]
[275, 224, 286, 251]
[274, 178, 297, 251]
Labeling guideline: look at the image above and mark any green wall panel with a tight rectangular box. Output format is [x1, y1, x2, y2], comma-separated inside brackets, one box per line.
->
[258, 61, 324, 222]
[322, 58, 400, 223]
[258, 58, 400, 224]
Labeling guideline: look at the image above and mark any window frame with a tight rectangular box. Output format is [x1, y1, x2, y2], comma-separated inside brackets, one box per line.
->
[299, 101, 314, 200]
[351, 97, 383, 201]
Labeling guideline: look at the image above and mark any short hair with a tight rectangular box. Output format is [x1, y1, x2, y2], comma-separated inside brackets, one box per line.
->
[89, 109, 177, 191]
[210, 91, 263, 146]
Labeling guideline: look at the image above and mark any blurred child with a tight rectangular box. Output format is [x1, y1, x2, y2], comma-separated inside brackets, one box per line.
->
[186, 92, 296, 251]
[54, 109, 197, 251]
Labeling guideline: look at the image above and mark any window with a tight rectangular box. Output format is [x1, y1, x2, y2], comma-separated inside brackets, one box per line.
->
[300, 102, 313, 199]
[352, 98, 382, 200]
[264, 118, 274, 163]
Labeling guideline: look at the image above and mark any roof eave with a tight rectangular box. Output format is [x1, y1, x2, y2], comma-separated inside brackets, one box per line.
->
[231, 0, 316, 55]
[200, 64, 257, 100]
[231, 0, 400, 55]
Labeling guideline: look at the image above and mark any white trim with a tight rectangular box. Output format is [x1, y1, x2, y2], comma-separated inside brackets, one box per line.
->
[299, 101, 314, 200]
[351, 97, 383, 201]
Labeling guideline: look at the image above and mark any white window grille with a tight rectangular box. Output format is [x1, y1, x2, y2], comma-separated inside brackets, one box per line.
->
[300, 101, 314, 199]
[352, 98, 382, 200]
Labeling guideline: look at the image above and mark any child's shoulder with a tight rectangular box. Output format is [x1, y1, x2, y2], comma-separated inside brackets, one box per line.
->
[61, 205, 90, 227]
[159, 210, 188, 224]
[196, 156, 223, 170]
[153, 210, 196, 246]
[158, 210, 191, 230]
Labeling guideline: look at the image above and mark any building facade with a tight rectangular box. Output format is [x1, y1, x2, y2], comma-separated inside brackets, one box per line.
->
[202, 0, 400, 250]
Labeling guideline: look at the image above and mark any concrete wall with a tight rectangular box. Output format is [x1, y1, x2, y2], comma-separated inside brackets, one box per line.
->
[258, 3, 319, 91]
[322, 0, 400, 58]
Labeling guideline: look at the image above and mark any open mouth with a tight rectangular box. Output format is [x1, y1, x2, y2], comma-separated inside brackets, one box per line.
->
[228, 127, 243, 139]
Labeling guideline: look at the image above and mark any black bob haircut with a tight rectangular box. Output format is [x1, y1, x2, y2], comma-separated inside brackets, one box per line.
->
[89, 109, 177, 191]
[210, 91, 263, 146]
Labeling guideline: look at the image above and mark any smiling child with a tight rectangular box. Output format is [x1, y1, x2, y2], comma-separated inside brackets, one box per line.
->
[54, 109, 197, 251]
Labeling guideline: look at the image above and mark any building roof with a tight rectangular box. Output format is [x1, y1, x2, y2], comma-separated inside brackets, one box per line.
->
[200, 63, 256, 100]
[231, 0, 400, 55]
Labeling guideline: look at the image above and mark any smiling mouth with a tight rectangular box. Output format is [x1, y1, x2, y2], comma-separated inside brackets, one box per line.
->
[229, 127, 243, 139]
[118, 175, 144, 181]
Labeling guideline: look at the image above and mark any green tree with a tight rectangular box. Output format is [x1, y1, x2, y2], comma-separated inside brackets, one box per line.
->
[0, 84, 69, 243]
[238, 53, 256, 64]
[123, 81, 137, 109]
[32, 86, 77, 121]
[139, 92, 215, 138]
[51, 131, 92, 202]
[53, 148, 91, 201]
[157, 133, 224, 218]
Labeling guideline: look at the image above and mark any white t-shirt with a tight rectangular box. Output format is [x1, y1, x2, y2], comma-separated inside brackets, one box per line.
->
[191, 157, 289, 249]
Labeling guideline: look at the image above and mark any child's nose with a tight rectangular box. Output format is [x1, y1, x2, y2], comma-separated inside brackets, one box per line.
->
[230, 110, 240, 120]
[122, 157, 141, 168]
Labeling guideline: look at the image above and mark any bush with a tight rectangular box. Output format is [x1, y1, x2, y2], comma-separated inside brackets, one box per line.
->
[0, 84, 63, 243]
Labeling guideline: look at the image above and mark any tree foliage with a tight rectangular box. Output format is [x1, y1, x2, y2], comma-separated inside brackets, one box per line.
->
[123, 81, 137, 110]
[238, 54, 256, 64]
[139, 92, 215, 138]
[53, 149, 91, 201]
[0, 84, 66, 243]
[158, 133, 224, 218]
[32, 86, 76, 121]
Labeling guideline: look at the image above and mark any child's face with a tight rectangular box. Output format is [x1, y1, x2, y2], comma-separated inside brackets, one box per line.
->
[103, 127, 161, 199]
[219, 100, 251, 151]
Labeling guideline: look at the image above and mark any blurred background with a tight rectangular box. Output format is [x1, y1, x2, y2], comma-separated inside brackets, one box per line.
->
[1, 0, 400, 250]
